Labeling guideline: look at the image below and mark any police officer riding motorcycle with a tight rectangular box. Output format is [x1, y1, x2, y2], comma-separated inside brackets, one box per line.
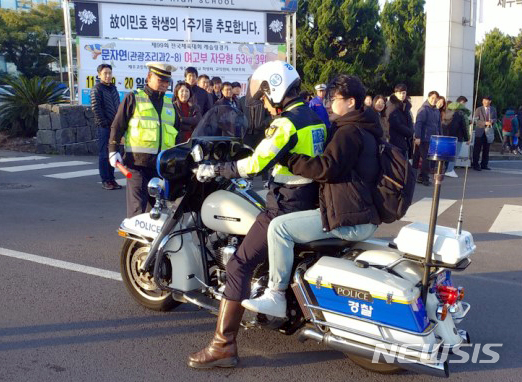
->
[188, 60, 327, 368]
[118, 62, 474, 378]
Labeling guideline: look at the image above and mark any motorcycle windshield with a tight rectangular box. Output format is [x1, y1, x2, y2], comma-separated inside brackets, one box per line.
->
[192, 105, 248, 139]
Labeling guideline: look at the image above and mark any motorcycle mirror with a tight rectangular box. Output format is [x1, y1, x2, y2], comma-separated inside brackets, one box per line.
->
[147, 177, 164, 198]
[191, 144, 204, 163]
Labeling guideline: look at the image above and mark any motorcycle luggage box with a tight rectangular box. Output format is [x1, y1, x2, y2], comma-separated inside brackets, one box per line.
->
[394, 222, 475, 265]
[304, 256, 430, 333]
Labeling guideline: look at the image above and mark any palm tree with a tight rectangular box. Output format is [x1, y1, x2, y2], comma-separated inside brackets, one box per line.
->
[0, 76, 66, 137]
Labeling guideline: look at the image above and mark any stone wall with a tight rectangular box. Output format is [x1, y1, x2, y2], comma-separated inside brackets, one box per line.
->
[36, 104, 98, 155]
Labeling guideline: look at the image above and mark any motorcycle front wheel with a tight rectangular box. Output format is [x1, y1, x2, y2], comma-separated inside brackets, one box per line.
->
[120, 239, 182, 311]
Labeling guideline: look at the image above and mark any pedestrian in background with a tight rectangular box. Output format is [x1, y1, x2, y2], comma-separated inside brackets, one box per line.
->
[198, 74, 214, 109]
[308, 83, 330, 129]
[372, 95, 389, 141]
[442, 99, 469, 178]
[206, 80, 214, 95]
[500, 108, 519, 155]
[185, 67, 211, 115]
[413, 90, 440, 186]
[214, 82, 239, 109]
[385, 83, 413, 158]
[90, 63, 122, 191]
[173, 81, 202, 143]
[516, 106, 522, 154]
[364, 95, 373, 109]
[472, 96, 497, 171]
[211, 76, 223, 103]
[231, 82, 242, 100]
[436, 96, 447, 124]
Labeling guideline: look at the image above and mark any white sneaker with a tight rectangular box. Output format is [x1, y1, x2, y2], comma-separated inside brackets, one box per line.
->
[241, 289, 287, 318]
[445, 170, 458, 178]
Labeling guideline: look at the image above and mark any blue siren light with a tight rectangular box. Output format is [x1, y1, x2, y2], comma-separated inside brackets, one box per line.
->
[428, 135, 457, 162]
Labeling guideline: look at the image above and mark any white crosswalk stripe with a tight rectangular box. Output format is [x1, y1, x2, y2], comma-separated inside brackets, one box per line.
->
[489, 204, 522, 237]
[489, 167, 522, 176]
[0, 155, 128, 185]
[0, 161, 92, 172]
[401, 198, 457, 224]
[0, 155, 49, 163]
[45, 169, 100, 179]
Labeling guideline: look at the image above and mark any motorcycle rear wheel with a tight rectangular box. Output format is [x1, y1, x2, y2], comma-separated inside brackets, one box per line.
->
[347, 354, 403, 374]
[120, 239, 182, 311]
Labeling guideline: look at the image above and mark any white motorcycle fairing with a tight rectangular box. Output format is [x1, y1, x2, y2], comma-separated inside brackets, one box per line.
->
[120, 213, 168, 240]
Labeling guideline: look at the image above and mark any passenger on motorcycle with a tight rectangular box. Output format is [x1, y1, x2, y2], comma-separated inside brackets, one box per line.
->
[242, 75, 383, 318]
[188, 61, 328, 369]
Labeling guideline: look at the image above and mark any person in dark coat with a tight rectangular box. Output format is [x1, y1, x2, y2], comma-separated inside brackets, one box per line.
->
[413, 90, 441, 186]
[241, 74, 381, 318]
[442, 100, 469, 178]
[90, 63, 121, 190]
[472, 96, 497, 171]
[198, 74, 214, 109]
[211, 76, 223, 103]
[173, 81, 202, 142]
[372, 95, 388, 141]
[185, 67, 211, 115]
[385, 83, 414, 157]
[213, 82, 239, 109]
[517, 105, 522, 153]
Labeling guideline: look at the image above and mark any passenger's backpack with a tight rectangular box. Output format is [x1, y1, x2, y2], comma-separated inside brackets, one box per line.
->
[502, 115, 515, 132]
[372, 140, 416, 224]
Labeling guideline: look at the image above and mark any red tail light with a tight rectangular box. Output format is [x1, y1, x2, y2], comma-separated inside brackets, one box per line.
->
[436, 285, 459, 306]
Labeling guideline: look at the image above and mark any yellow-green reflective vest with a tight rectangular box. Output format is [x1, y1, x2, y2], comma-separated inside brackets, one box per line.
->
[236, 102, 327, 185]
[125, 89, 178, 155]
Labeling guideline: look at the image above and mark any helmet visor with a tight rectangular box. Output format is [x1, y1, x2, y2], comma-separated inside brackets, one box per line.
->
[245, 77, 268, 107]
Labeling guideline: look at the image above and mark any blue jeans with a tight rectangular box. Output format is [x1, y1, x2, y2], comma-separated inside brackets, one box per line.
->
[98, 127, 115, 182]
[445, 142, 462, 172]
[266, 209, 378, 290]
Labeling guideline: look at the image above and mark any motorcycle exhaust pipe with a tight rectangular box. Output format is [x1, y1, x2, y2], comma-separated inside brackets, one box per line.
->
[298, 328, 449, 378]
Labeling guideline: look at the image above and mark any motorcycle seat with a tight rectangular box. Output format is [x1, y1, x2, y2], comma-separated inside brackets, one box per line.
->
[295, 238, 355, 253]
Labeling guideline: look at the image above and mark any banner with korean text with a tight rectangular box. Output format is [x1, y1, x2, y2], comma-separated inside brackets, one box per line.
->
[78, 37, 286, 105]
[99, 3, 268, 42]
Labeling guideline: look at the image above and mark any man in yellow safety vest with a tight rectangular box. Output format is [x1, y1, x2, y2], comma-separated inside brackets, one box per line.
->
[109, 62, 180, 218]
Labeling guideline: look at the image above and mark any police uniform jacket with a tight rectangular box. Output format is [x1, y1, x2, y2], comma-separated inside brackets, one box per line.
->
[286, 108, 383, 231]
[218, 98, 327, 215]
[109, 85, 180, 168]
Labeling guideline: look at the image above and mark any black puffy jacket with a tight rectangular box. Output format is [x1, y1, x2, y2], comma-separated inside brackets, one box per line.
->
[286, 108, 383, 231]
[90, 82, 120, 128]
[385, 95, 413, 151]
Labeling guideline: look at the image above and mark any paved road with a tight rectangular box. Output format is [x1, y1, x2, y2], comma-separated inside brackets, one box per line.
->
[0, 150, 521, 382]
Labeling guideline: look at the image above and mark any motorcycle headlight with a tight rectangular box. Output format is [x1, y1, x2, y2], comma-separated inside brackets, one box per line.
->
[147, 177, 164, 198]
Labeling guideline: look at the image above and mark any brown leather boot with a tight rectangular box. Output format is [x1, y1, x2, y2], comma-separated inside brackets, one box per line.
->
[188, 298, 245, 369]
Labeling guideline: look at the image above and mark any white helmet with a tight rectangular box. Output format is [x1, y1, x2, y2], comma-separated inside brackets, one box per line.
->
[246, 60, 301, 108]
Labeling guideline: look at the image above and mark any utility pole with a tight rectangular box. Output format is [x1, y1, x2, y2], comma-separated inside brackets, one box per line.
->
[62, 0, 75, 104]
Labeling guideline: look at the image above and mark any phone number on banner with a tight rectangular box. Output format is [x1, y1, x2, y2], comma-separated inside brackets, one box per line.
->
[101, 50, 268, 66]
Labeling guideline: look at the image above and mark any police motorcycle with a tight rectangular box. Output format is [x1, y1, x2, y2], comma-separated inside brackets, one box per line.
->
[118, 106, 473, 378]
